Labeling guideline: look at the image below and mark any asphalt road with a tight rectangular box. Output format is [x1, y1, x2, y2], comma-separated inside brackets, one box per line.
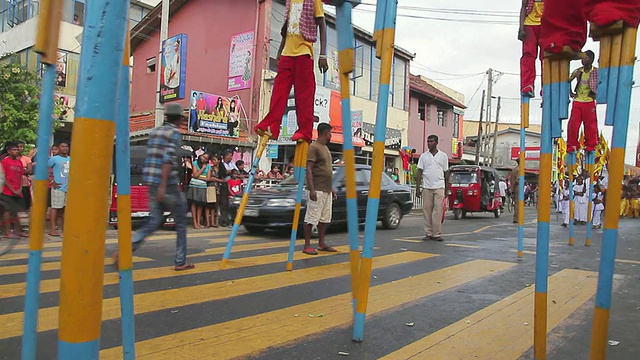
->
[0, 207, 638, 359]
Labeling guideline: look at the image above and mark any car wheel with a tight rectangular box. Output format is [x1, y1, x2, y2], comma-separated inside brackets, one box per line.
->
[244, 225, 262, 235]
[453, 208, 462, 220]
[494, 209, 501, 218]
[382, 203, 402, 229]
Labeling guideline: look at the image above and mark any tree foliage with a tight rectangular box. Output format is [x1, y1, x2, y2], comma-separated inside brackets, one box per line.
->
[0, 62, 65, 147]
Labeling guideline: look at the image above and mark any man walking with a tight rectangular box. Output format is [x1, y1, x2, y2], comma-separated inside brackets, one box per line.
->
[303, 123, 337, 255]
[112, 103, 194, 271]
[218, 150, 238, 227]
[0, 141, 27, 238]
[416, 135, 449, 241]
[47, 141, 70, 237]
[510, 158, 521, 223]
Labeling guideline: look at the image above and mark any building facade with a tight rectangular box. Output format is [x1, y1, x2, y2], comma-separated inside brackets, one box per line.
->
[0, 0, 155, 141]
[408, 74, 466, 160]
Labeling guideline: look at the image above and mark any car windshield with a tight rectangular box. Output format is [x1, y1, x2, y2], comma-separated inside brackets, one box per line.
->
[449, 172, 478, 184]
[278, 167, 341, 186]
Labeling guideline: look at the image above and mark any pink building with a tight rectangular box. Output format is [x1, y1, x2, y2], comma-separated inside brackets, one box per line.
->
[408, 74, 466, 161]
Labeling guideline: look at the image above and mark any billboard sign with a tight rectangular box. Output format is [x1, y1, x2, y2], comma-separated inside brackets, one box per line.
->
[511, 146, 541, 160]
[160, 34, 188, 103]
[228, 31, 255, 91]
[188, 91, 241, 138]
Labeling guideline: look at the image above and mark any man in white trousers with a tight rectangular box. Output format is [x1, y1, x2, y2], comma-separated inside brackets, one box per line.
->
[573, 176, 588, 224]
[561, 179, 571, 227]
[416, 135, 449, 241]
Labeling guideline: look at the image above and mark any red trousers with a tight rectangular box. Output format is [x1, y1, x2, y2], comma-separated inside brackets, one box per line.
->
[255, 55, 315, 143]
[520, 25, 542, 94]
[568, 101, 598, 152]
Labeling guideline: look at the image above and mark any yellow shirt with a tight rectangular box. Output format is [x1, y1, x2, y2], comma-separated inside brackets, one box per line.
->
[524, 2, 544, 26]
[575, 68, 594, 103]
[282, 0, 324, 58]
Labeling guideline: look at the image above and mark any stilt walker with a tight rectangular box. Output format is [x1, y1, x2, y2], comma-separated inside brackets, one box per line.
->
[585, 1, 640, 357]
[22, 1, 63, 358]
[57, 0, 129, 357]
[115, 25, 136, 359]
[538, 0, 588, 356]
[327, 0, 361, 305]
[353, 0, 397, 342]
[224, 0, 329, 266]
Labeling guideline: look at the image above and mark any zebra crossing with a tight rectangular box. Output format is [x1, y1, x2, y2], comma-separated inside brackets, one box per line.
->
[0, 229, 601, 359]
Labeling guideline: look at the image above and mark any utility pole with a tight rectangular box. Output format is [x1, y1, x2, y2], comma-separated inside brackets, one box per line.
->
[155, 0, 170, 127]
[490, 96, 501, 167]
[483, 68, 494, 165]
[474, 90, 485, 165]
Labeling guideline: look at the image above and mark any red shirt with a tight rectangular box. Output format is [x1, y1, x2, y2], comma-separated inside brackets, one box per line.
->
[228, 179, 242, 196]
[1, 157, 24, 197]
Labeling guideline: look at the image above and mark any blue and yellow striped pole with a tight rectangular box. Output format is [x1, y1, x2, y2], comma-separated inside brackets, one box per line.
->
[115, 25, 136, 359]
[353, 0, 396, 342]
[222, 135, 269, 267]
[568, 151, 576, 245]
[57, 1, 129, 358]
[590, 26, 637, 360]
[286, 140, 309, 271]
[22, 1, 63, 358]
[335, 0, 360, 310]
[585, 151, 595, 247]
[518, 96, 528, 258]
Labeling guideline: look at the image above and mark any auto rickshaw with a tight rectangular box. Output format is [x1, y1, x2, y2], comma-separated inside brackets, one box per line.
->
[447, 165, 503, 220]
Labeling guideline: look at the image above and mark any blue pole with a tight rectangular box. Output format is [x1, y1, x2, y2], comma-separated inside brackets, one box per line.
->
[517, 96, 528, 258]
[286, 141, 308, 271]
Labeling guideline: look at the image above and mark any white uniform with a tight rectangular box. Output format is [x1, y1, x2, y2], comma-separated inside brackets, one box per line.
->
[592, 192, 604, 227]
[573, 183, 588, 222]
[555, 185, 563, 213]
[561, 188, 571, 225]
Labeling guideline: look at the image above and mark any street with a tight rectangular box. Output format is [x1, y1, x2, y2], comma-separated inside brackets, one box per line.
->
[0, 207, 638, 359]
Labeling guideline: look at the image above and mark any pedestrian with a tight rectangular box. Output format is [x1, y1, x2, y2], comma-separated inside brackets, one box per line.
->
[303, 123, 337, 255]
[47, 141, 70, 237]
[218, 150, 237, 227]
[112, 103, 194, 271]
[573, 176, 588, 224]
[592, 184, 604, 229]
[391, 168, 400, 184]
[235, 160, 249, 178]
[510, 159, 520, 223]
[568, 50, 599, 153]
[499, 178, 508, 209]
[416, 134, 449, 241]
[187, 153, 212, 229]
[206, 155, 222, 228]
[0, 141, 28, 238]
[561, 179, 570, 227]
[253, 0, 328, 144]
[16, 140, 33, 213]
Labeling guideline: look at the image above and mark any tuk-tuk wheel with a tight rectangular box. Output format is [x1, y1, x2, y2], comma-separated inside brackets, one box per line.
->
[494, 209, 501, 218]
[453, 209, 462, 220]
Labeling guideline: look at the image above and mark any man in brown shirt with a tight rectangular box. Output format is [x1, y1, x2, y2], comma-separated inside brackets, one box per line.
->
[303, 123, 337, 255]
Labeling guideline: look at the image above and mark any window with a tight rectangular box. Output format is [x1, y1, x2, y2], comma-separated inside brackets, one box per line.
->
[418, 101, 426, 121]
[437, 109, 446, 126]
[393, 58, 406, 109]
[268, 0, 286, 71]
[355, 169, 371, 186]
[73, 0, 85, 26]
[453, 113, 460, 138]
[371, 56, 381, 100]
[146, 57, 156, 73]
[354, 43, 371, 100]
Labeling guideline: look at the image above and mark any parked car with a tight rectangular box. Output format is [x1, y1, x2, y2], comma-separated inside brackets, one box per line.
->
[230, 165, 413, 235]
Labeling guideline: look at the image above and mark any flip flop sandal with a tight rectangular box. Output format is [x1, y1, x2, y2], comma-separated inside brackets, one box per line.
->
[174, 263, 195, 271]
[302, 247, 318, 255]
[48, 233, 61, 237]
[317, 246, 337, 252]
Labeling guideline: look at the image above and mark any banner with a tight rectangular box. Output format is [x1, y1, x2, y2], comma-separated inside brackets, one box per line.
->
[511, 146, 541, 160]
[188, 91, 241, 138]
[276, 85, 365, 147]
[228, 31, 255, 91]
[351, 110, 364, 144]
[160, 34, 188, 103]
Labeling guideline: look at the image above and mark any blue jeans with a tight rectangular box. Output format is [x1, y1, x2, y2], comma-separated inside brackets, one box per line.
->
[132, 184, 188, 266]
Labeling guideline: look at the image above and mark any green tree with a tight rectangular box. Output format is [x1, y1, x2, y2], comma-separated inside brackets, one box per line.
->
[0, 62, 64, 147]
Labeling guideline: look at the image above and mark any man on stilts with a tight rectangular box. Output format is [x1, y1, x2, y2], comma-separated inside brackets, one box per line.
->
[519, 0, 545, 97]
[254, 0, 329, 144]
[568, 50, 599, 153]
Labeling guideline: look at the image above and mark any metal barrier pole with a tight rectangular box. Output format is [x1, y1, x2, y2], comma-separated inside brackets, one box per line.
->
[57, 1, 129, 358]
[22, 1, 63, 358]
[222, 135, 269, 267]
[590, 26, 637, 359]
[335, 0, 360, 311]
[353, 0, 396, 342]
[115, 24, 136, 359]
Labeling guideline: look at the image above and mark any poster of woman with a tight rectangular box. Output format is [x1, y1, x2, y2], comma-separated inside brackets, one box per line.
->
[228, 31, 255, 91]
[160, 34, 188, 103]
[189, 91, 242, 138]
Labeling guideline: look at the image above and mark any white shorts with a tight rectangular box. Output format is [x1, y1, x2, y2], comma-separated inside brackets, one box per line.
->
[304, 191, 332, 226]
[51, 189, 67, 209]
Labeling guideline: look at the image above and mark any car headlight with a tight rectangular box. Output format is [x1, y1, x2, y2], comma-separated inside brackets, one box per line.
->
[266, 199, 296, 207]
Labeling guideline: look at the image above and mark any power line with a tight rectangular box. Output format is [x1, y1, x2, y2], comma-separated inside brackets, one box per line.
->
[352, 8, 519, 25]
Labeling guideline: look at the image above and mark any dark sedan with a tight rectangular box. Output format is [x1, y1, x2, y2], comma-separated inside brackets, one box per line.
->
[230, 165, 413, 235]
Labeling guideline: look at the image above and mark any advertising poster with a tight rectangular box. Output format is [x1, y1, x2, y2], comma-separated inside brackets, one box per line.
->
[160, 34, 188, 103]
[228, 30, 255, 91]
[276, 85, 364, 147]
[189, 91, 241, 138]
[351, 110, 364, 145]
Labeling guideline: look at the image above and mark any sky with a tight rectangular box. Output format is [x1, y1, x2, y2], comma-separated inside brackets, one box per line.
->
[344, 0, 640, 165]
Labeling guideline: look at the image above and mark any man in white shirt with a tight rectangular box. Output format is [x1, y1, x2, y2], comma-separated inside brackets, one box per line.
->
[416, 135, 449, 241]
[498, 179, 508, 209]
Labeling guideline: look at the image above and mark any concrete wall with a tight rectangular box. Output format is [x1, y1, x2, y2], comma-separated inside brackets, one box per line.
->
[130, 0, 269, 121]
